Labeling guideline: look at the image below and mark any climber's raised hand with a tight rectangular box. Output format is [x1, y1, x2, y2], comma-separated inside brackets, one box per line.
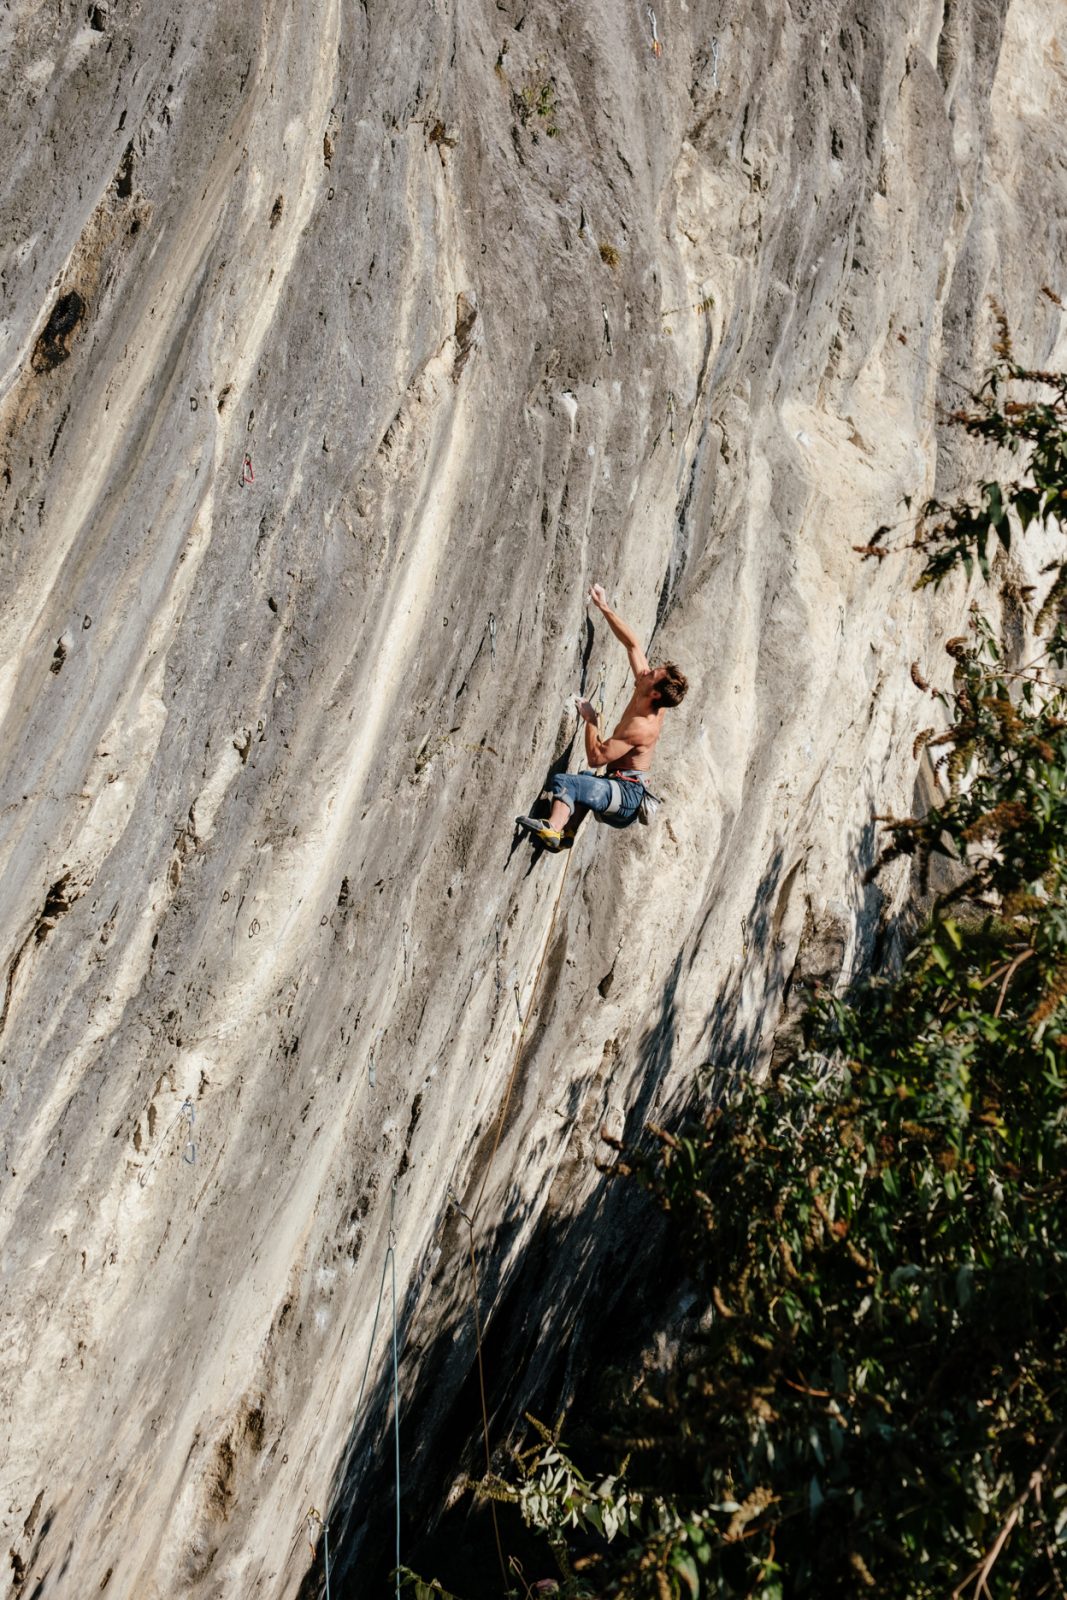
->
[588, 587, 649, 677]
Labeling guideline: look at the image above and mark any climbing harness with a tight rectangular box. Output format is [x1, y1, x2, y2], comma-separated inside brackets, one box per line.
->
[594, 769, 658, 828]
[602, 780, 627, 817]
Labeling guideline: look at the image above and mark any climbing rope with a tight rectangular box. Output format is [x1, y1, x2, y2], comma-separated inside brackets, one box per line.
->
[309, 1181, 401, 1600]
[472, 834, 575, 1225]
[433, 719, 582, 1592]
[454, 625, 648, 1487]
[304, 730, 578, 1599]
[305, 1508, 331, 1600]
[447, 1184, 509, 1591]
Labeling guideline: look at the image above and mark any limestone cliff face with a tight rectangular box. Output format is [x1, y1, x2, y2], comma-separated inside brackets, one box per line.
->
[1, 0, 1066, 1593]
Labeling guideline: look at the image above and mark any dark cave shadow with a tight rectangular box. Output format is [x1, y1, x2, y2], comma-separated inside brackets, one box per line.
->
[303, 1175, 677, 1600]
[304, 805, 915, 1598]
[304, 939, 689, 1599]
[690, 799, 913, 1107]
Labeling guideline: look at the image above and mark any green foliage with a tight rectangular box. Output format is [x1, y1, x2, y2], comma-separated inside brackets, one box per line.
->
[478, 361, 1067, 1597]
[397, 1567, 467, 1600]
[862, 333, 1067, 605]
[519, 78, 559, 136]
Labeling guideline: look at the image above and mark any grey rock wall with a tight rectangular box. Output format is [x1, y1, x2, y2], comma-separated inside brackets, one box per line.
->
[1, 0, 1066, 1594]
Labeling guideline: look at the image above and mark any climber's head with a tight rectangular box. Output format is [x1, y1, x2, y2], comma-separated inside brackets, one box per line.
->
[650, 661, 688, 708]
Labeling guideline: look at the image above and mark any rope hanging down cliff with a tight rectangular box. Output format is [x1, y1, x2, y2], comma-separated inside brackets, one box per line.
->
[456, 582, 689, 1576]
[355, 1180, 402, 1600]
[453, 831, 577, 1591]
[305, 1181, 402, 1598]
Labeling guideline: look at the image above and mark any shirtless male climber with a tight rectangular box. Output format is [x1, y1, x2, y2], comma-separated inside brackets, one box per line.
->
[517, 584, 688, 851]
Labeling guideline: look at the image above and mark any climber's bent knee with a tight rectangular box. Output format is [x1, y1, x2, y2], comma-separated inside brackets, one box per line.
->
[549, 770, 640, 821]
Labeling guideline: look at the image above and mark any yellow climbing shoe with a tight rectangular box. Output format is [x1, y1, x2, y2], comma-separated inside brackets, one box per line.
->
[516, 816, 564, 850]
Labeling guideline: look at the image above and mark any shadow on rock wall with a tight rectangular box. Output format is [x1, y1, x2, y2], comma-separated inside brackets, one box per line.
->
[306, 938, 695, 1598]
[303, 851, 844, 1598]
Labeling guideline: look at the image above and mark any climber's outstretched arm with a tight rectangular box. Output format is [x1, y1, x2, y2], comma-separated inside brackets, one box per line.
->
[588, 584, 650, 678]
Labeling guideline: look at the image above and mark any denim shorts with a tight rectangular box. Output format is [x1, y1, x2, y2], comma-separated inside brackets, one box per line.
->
[549, 768, 645, 826]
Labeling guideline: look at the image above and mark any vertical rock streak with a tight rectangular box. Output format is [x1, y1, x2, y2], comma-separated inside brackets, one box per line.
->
[0, 0, 1065, 1593]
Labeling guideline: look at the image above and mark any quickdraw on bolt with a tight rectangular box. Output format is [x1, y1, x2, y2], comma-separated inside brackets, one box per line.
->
[181, 1099, 197, 1166]
[304, 1508, 331, 1600]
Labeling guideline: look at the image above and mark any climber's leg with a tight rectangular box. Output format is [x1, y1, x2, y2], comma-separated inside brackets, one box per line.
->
[546, 796, 572, 833]
[563, 802, 589, 840]
[548, 771, 616, 819]
[517, 774, 613, 848]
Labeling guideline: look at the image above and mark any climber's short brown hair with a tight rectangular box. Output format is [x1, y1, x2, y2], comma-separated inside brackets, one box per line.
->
[654, 662, 688, 708]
